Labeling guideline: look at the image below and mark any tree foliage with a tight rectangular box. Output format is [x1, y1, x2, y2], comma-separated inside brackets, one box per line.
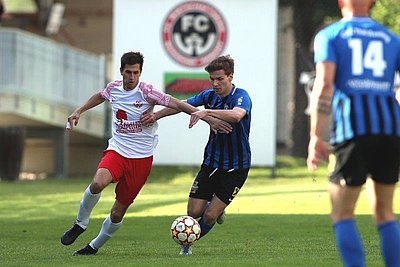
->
[370, 0, 400, 35]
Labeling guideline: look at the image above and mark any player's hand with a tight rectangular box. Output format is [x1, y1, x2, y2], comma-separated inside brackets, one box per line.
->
[189, 110, 207, 128]
[66, 110, 81, 131]
[306, 136, 329, 171]
[140, 108, 156, 126]
[396, 88, 400, 105]
[206, 117, 232, 134]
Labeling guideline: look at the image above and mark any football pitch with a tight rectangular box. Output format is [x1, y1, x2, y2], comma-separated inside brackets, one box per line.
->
[0, 157, 397, 266]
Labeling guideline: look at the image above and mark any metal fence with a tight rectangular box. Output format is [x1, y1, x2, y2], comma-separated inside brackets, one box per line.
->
[0, 28, 105, 112]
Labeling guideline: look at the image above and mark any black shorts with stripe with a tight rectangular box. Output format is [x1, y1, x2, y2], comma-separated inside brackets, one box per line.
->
[329, 135, 400, 186]
[189, 164, 249, 205]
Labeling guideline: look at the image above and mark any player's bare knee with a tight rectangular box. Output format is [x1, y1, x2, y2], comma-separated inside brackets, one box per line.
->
[330, 210, 354, 223]
[187, 207, 202, 219]
[202, 210, 217, 225]
[110, 211, 124, 223]
[374, 210, 395, 224]
[89, 181, 106, 194]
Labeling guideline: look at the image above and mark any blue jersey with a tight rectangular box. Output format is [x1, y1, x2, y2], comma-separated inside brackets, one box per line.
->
[187, 85, 252, 170]
[314, 17, 400, 144]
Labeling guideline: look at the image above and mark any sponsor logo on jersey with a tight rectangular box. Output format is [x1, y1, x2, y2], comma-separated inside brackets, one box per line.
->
[162, 1, 227, 67]
[115, 109, 142, 133]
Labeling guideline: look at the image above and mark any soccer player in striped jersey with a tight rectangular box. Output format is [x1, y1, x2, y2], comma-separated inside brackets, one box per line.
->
[307, 0, 400, 266]
[142, 55, 252, 255]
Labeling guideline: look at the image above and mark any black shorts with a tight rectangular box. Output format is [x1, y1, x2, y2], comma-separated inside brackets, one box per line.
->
[189, 164, 249, 205]
[329, 135, 400, 186]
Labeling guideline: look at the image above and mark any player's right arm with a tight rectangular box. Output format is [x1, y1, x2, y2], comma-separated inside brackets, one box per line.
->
[67, 92, 105, 130]
[306, 61, 335, 171]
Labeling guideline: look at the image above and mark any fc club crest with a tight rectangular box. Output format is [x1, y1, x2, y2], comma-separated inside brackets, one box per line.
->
[162, 1, 227, 67]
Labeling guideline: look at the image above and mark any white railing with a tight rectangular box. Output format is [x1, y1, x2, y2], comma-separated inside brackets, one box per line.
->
[0, 28, 106, 113]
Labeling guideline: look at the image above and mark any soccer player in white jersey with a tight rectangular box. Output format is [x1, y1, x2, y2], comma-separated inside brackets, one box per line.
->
[60, 52, 231, 255]
[307, 0, 400, 266]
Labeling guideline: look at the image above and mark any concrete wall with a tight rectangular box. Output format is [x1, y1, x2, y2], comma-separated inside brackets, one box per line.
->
[22, 139, 103, 178]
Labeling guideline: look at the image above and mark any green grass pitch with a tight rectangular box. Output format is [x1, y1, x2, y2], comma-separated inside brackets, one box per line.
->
[0, 157, 398, 266]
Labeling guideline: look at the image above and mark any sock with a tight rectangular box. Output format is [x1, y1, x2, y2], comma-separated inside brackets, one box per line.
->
[378, 221, 400, 267]
[198, 217, 215, 238]
[76, 185, 101, 228]
[333, 219, 365, 267]
[90, 216, 122, 250]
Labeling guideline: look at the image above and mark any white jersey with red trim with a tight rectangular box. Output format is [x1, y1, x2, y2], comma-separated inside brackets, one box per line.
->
[100, 80, 171, 158]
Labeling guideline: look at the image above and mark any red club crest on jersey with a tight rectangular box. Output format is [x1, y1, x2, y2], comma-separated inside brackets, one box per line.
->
[116, 109, 128, 120]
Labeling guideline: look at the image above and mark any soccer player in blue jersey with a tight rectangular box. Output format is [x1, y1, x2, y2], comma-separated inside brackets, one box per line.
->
[141, 55, 252, 255]
[307, 0, 400, 266]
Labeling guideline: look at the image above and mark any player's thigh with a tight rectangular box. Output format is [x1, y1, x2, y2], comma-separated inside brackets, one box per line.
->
[93, 150, 126, 193]
[328, 182, 362, 222]
[366, 179, 396, 223]
[204, 195, 227, 219]
[91, 168, 113, 193]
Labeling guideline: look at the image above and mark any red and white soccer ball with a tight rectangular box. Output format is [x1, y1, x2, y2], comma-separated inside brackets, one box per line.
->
[170, 215, 201, 245]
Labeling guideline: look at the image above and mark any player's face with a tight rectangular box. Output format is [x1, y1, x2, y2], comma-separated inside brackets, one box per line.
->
[208, 69, 233, 98]
[120, 64, 141, 90]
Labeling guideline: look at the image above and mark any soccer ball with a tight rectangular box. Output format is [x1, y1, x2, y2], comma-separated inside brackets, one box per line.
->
[170, 215, 201, 245]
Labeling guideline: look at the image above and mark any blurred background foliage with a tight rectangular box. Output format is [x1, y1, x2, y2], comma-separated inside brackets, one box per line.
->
[371, 0, 400, 35]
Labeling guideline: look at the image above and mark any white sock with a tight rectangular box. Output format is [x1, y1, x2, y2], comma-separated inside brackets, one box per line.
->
[76, 185, 101, 229]
[90, 216, 122, 250]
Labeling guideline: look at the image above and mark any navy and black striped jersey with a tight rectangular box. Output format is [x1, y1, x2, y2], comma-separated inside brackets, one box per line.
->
[314, 17, 400, 145]
[187, 85, 251, 170]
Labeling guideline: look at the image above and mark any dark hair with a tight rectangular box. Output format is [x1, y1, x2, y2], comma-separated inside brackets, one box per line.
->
[120, 52, 144, 71]
[205, 55, 234, 75]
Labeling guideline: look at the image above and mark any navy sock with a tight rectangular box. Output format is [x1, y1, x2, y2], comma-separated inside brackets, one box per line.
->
[198, 217, 215, 238]
[334, 219, 365, 267]
[378, 221, 400, 267]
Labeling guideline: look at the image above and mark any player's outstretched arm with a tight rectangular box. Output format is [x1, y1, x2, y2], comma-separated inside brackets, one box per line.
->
[396, 87, 400, 105]
[140, 98, 232, 134]
[67, 92, 105, 131]
[189, 107, 246, 128]
[140, 106, 180, 126]
[167, 98, 233, 133]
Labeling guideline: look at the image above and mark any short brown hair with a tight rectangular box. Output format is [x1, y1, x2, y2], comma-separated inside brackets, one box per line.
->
[120, 52, 144, 71]
[205, 55, 234, 75]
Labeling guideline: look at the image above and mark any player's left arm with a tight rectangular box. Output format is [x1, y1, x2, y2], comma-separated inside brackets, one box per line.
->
[189, 93, 250, 127]
[165, 97, 233, 133]
[142, 87, 232, 133]
[189, 107, 246, 128]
